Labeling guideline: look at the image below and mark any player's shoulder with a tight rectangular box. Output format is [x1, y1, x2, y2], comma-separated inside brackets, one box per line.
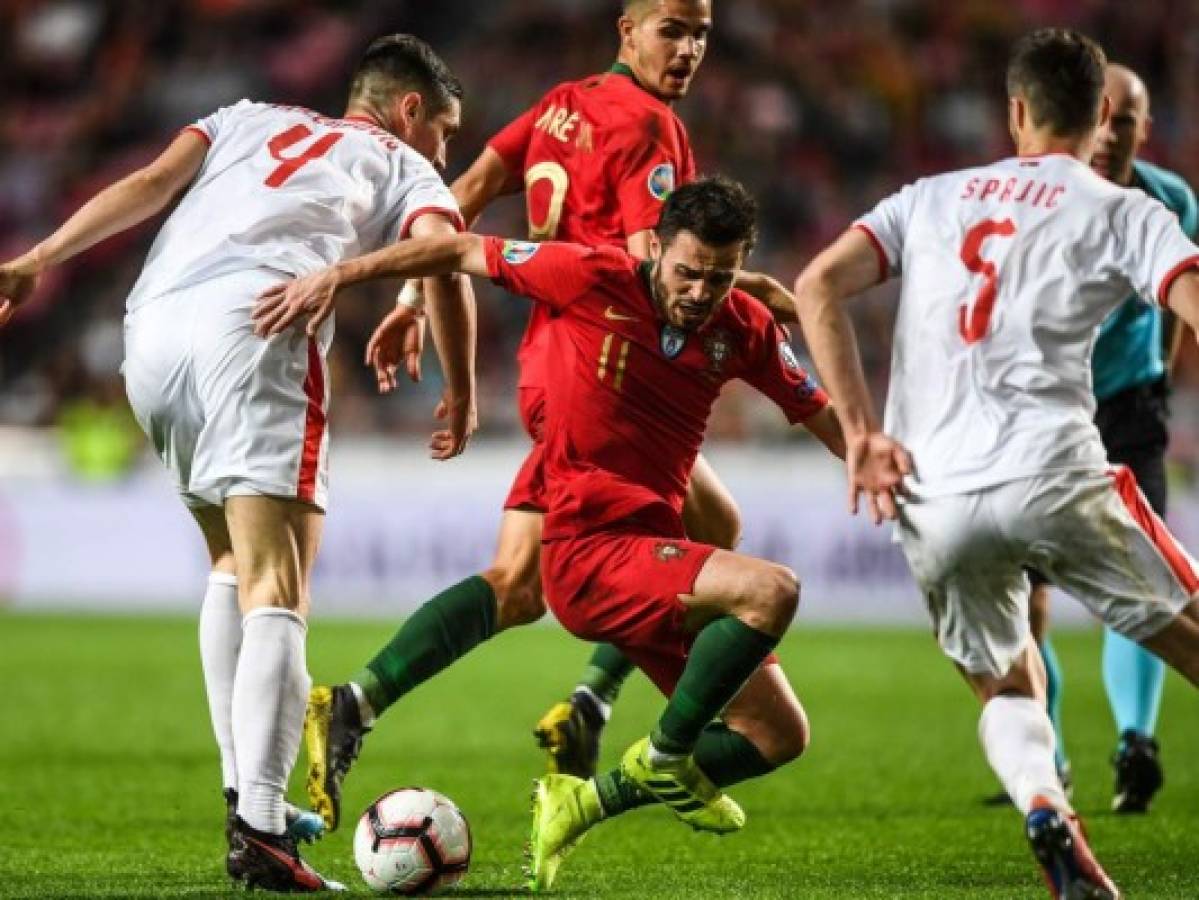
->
[716, 288, 775, 335]
[586, 242, 640, 275]
[1134, 160, 1198, 221]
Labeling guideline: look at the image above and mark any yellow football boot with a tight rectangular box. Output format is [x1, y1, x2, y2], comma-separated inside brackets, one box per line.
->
[619, 737, 745, 834]
[524, 774, 603, 892]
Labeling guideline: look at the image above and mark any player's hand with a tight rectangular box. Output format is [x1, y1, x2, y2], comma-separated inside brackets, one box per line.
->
[365, 304, 426, 393]
[429, 390, 477, 460]
[253, 267, 341, 338]
[0, 259, 40, 329]
[846, 432, 912, 525]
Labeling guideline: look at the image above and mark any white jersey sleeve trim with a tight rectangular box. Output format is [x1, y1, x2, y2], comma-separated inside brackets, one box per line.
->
[852, 222, 889, 283]
[1157, 254, 1199, 306]
[398, 205, 465, 240]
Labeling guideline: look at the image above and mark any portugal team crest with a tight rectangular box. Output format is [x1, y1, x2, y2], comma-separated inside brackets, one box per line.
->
[702, 328, 734, 375]
[660, 324, 687, 359]
[653, 541, 689, 562]
[501, 240, 540, 265]
[647, 162, 676, 201]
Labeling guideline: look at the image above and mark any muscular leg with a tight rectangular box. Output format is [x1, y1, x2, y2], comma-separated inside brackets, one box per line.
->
[347, 508, 540, 722]
[193, 505, 241, 794]
[564, 453, 744, 718]
[225, 495, 323, 835]
[1137, 599, 1199, 685]
[1028, 582, 1069, 774]
[960, 640, 1073, 816]
[682, 453, 743, 549]
[585, 550, 800, 819]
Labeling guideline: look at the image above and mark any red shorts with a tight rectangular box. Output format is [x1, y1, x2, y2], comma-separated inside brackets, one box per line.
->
[504, 386, 548, 511]
[542, 529, 718, 695]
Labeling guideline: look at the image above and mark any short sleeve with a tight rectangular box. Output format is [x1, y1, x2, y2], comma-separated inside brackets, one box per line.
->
[740, 320, 830, 425]
[854, 182, 917, 281]
[487, 107, 538, 174]
[484, 238, 617, 311]
[386, 153, 464, 243]
[614, 115, 691, 236]
[184, 100, 250, 145]
[1118, 193, 1199, 306]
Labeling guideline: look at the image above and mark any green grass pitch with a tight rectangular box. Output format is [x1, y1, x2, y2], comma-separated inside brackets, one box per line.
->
[2, 613, 1196, 898]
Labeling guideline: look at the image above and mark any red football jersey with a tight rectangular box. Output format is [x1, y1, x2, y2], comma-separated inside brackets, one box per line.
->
[487, 65, 697, 390]
[484, 237, 829, 539]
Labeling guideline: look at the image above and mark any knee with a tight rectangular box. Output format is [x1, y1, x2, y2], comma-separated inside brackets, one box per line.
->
[485, 566, 546, 630]
[742, 564, 800, 633]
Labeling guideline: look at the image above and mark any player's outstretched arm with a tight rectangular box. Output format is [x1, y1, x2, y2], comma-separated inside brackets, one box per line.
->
[735, 271, 799, 325]
[252, 232, 489, 338]
[794, 227, 911, 524]
[0, 129, 208, 327]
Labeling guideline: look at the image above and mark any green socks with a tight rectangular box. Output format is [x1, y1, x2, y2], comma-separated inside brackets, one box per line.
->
[693, 722, 775, 786]
[577, 643, 636, 705]
[595, 722, 775, 816]
[354, 575, 497, 716]
[652, 616, 779, 755]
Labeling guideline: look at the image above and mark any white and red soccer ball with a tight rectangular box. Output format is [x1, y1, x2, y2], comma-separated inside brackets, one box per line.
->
[353, 788, 471, 895]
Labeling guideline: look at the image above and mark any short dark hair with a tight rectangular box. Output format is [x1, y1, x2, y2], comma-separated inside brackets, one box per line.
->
[349, 34, 463, 115]
[657, 175, 758, 253]
[1006, 28, 1106, 136]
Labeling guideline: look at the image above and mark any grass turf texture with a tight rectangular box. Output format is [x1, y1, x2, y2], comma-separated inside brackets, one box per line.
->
[2, 614, 1196, 899]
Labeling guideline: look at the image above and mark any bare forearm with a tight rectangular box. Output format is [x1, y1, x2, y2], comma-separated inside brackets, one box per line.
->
[19, 132, 205, 274]
[797, 280, 880, 440]
[736, 270, 799, 324]
[424, 273, 476, 395]
[332, 233, 485, 288]
[23, 171, 180, 272]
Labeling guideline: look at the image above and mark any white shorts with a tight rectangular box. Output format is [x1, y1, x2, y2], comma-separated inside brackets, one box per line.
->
[898, 467, 1197, 677]
[123, 269, 331, 511]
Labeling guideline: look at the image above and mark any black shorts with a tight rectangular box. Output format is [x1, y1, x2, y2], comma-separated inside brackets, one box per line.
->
[1028, 378, 1169, 589]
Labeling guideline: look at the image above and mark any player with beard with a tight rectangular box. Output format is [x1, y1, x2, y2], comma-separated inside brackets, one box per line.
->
[302, 0, 801, 834]
[252, 175, 845, 891]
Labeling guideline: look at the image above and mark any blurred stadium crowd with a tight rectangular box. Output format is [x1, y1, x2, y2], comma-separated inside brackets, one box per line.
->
[1, 0, 1197, 474]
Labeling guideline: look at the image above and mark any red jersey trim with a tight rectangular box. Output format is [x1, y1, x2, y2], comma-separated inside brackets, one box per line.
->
[181, 125, 212, 146]
[852, 223, 888, 283]
[1156, 254, 1199, 307]
[1109, 466, 1199, 595]
[399, 206, 466, 240]
[297, 339, 326, 504]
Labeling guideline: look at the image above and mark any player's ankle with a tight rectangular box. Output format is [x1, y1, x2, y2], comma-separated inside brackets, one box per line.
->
[348, 681, 376, 728]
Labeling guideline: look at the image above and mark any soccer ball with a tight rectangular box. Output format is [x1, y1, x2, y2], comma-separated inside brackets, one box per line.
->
[353, 788, 471, 895]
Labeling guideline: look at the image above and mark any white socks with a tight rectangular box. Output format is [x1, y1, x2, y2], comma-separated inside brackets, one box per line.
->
[979, 695, 1070, 815]
[233, 607, 311, 835]
[199, 573, 241, 792]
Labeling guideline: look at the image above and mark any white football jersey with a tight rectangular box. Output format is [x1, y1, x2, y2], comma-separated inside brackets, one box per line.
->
[857, 153, 1199, 496]
[126, 100, 461, 311]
